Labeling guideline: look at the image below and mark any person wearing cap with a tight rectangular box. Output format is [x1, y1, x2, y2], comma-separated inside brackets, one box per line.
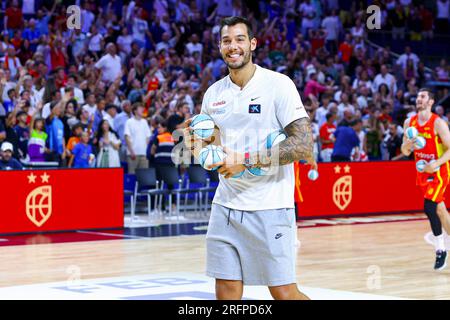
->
[0, 141, 23, 170]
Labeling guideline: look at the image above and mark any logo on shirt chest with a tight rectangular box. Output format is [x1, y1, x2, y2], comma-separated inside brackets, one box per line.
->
[212, 100, 226, 107]
[249, 104, 261, 114]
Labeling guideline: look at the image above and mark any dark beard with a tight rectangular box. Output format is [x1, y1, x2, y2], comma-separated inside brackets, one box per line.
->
[223, 50, 251, 70]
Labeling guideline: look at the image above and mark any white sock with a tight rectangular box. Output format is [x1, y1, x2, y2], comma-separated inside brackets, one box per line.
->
[436, 234, 446, 252]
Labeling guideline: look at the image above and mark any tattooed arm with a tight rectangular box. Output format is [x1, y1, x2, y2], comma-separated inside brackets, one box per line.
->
[250, 117, 315, 167]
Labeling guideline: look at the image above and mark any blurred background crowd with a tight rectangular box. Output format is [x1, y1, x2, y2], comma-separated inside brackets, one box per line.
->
[0, 0, 449, 171]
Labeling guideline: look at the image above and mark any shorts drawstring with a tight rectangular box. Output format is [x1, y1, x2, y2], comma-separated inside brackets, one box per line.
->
[227, 209, 244, 225]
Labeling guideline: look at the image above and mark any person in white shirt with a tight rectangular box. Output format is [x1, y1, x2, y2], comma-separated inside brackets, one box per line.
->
[116, 27, 133, 58]
[186, 34, 203, 56]
[1, 46, 22, 80]
[82, 92, 97, 118]
[337, 92, 355, 120]
[182, 16, 314, 301]
[350, 19, 365, 39]
[396, 46, 420, 72]
[373, 64, 397, 94]
[298, 0, 315, 37]
[81, 3, 95, 34]
[321, 10, 341, 54]
[436, 0, 450, 34]
[87, 25, 104, 59]
[131, 7, 150, 48]
[60, 74, 85, 105]
[124, 102, 151, 174]
[94, 43, 122, 84]
[22, 0, 35, 16]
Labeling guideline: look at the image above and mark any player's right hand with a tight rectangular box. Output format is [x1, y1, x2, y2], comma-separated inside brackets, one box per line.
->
[403, 137, 416, 151]
[181, 118, 195, 150]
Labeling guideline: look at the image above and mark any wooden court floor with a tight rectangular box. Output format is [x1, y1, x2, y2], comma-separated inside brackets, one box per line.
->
[0, 219, 449, 300]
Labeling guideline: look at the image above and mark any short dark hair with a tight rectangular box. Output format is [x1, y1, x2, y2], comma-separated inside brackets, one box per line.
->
[418, 87, 435, 101]
[326, 112, 335, 121]
[131, 102, 143, 113]
[219, 16, 254, 40]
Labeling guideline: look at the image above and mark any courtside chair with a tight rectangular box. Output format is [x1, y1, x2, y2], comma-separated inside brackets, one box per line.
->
[135, 168, 169, 219]
[123, 174, 137, 217]
[158, 166, 193, 220]
[205, 170, 220, 212]
[186, 165, 218, 217]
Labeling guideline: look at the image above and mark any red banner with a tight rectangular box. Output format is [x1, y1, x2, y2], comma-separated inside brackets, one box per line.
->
[0, 168, 124, 234]
[297, 161, 442, 218]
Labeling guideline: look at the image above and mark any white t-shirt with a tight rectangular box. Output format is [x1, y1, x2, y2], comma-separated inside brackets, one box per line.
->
[321, 16, 340, 40]
[124, 117, 151, 156]
[396, 53, 420, 71]
[437, 0, 450, 19]
[22, 0, 35, 14]
[117, 35, 133, 54]
[299, 3, 315, 28]
[186, 42, 203, 56]
[42, 102, 51, 119]
[373, 73, 397, 94]
[201, 65, 308, 211]
[81, 10, 95, 34]
[337, 103, 355, 119]
[95, 54, 122, 83]
[60, 87, 85, 105]
[132, 18, 148, 43]
[82, 103, 97, 117]
[88, 33, 103, 52]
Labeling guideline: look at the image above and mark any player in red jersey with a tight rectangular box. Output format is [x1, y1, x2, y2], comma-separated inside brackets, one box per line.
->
[401, 88, 450, 270]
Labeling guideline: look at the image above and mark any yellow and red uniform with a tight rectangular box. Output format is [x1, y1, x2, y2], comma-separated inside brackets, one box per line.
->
[411, 113, 450, 202]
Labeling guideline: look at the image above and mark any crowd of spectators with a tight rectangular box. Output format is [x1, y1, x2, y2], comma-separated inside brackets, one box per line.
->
[0, 0, 449, 171]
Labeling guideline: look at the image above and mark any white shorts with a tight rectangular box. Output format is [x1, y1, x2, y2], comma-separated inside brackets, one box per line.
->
[206, 203, 297, 286]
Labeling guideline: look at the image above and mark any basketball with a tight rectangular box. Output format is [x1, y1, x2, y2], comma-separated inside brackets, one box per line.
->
[405, 127, 418, 139]
[198, 145, 225, 171]
[416, 159, 428, 172]
[266, 130, 287, 150]
[414, 136, 426, 150]
[190, 114, 215, 140]
[247, 130, 287, 176]
[308, 169, 319, 181]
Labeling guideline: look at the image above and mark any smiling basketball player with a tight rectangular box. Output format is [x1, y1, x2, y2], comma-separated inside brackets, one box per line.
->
[401, 88, 450, 270]
[183, 16, 314, 300]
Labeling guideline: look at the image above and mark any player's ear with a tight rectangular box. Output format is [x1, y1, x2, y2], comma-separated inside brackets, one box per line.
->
[250, 37, 257, 52]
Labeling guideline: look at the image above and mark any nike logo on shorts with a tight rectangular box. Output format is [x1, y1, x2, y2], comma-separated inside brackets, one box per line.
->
[275, 233, 283, 239]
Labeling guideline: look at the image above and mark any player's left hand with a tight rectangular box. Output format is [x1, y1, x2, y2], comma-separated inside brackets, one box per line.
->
[207, 147, 246, 179]
[424, 161, 439, 174]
